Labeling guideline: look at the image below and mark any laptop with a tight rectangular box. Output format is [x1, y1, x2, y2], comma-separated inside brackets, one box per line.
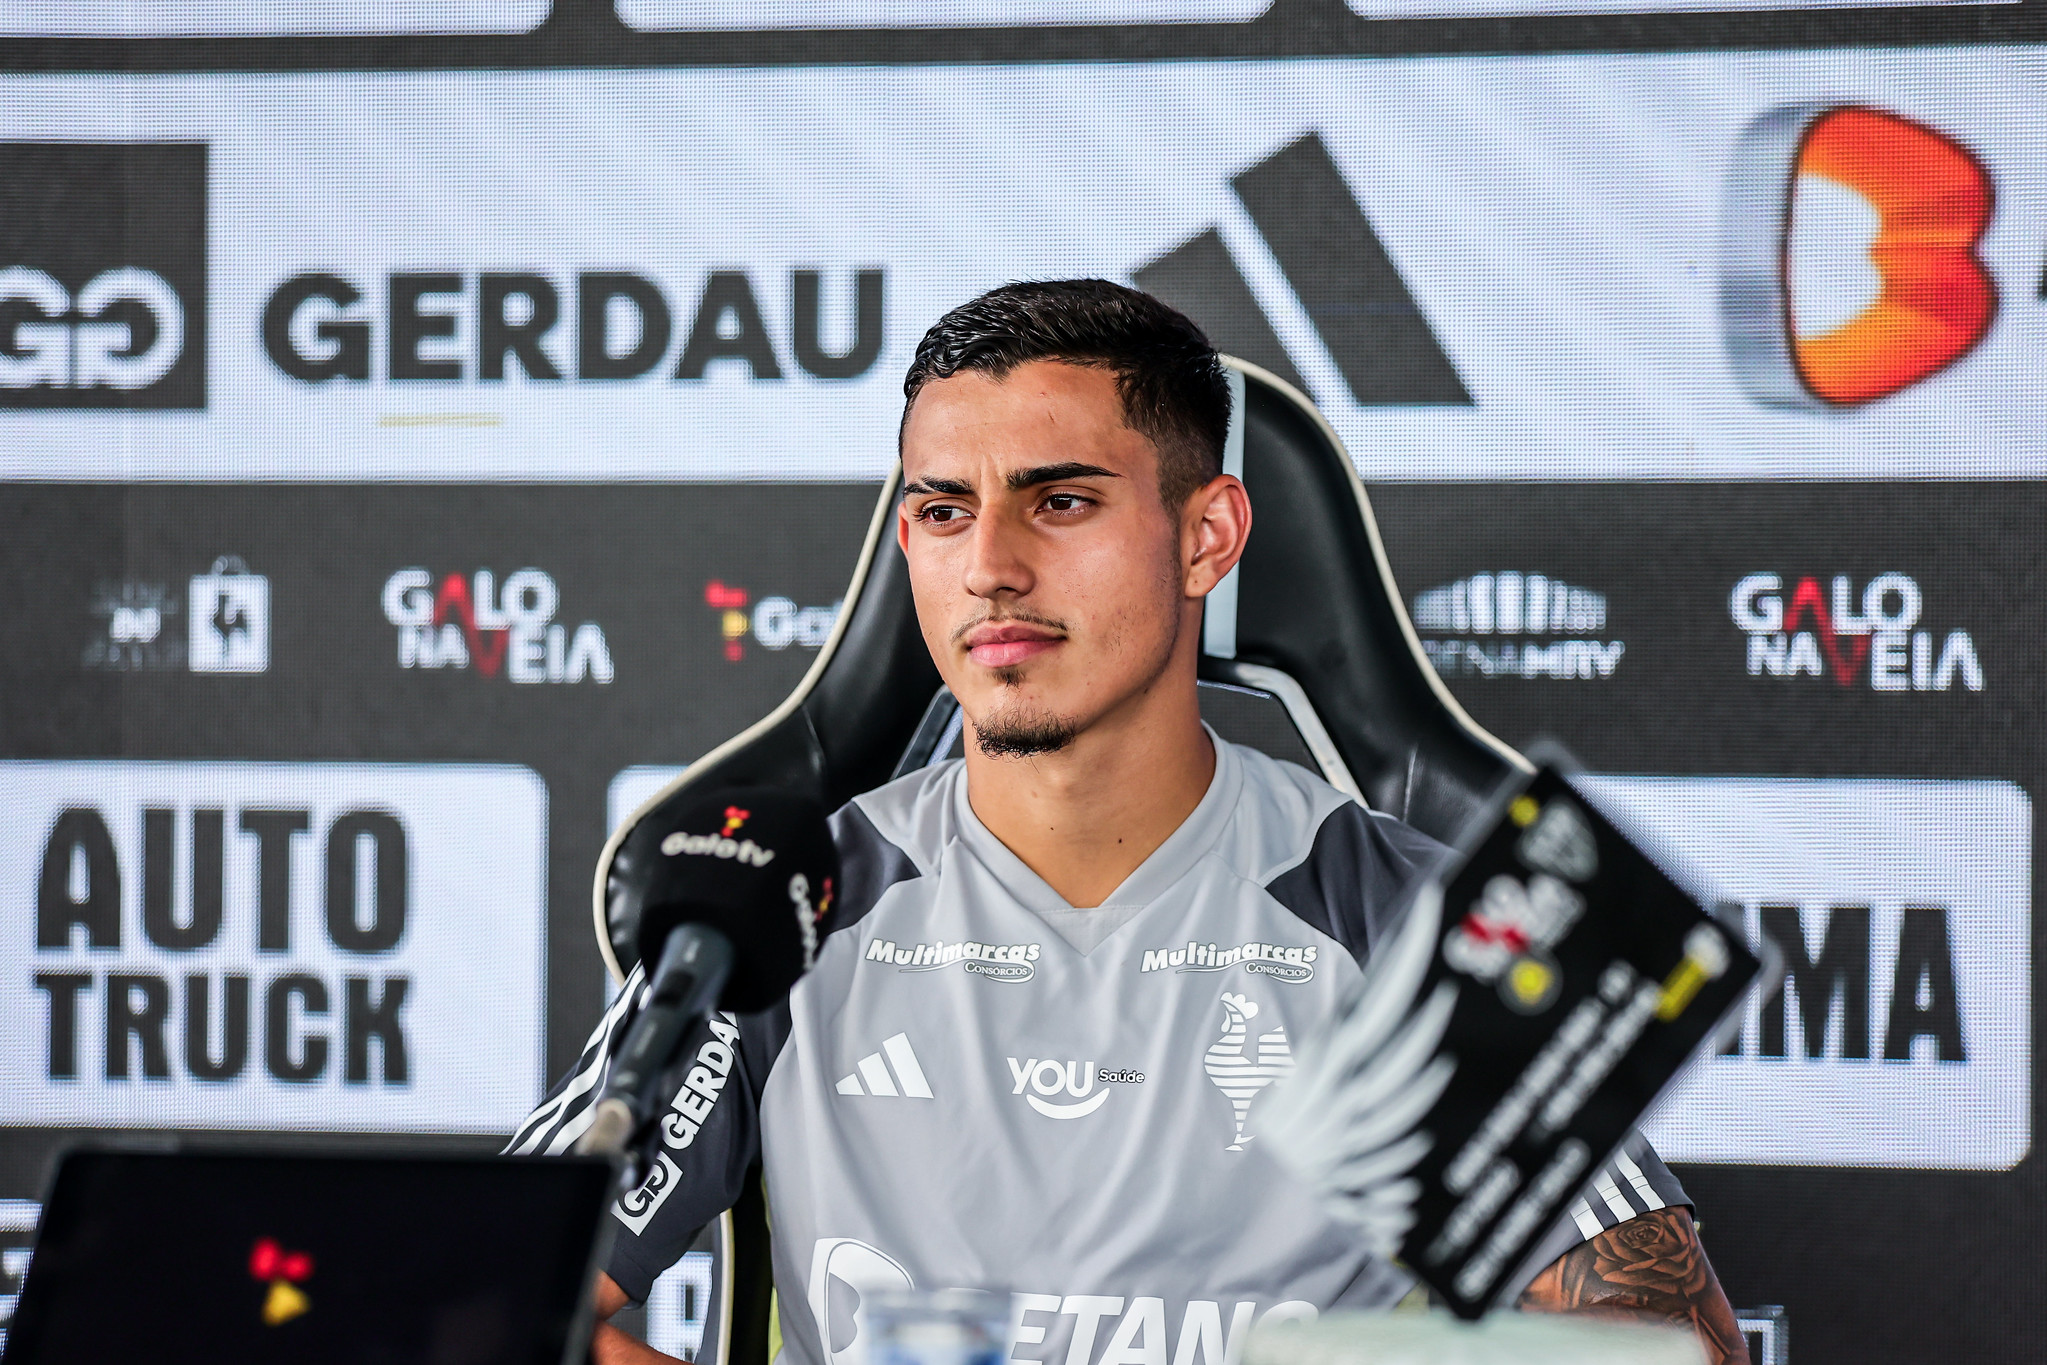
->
[4, 1149, 616, 1365]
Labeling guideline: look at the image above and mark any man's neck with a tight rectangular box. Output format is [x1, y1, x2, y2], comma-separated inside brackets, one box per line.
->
[962, 680, 1215, 910]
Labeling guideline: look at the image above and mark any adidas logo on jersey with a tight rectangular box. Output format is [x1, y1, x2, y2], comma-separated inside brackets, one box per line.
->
[865, 936, 1041, 982]
[834, 1033, 934, 1098]
[1139, 940, 1317, 983]
[1006, 1057, 1144, 1119]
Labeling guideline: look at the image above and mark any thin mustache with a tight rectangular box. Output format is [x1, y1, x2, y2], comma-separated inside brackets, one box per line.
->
[951, 608, 1069, 646]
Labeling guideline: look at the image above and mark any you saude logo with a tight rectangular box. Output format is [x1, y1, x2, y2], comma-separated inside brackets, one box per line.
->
[1729, 572, 1982, 692]
[1006, 1056, 1143, 1119]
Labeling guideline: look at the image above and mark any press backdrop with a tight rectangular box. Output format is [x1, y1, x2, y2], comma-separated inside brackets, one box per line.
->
[2, 15, 2041, 1362]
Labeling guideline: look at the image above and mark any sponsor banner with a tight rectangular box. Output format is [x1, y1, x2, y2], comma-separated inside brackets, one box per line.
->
[380, 565, 613, 684]
[4, 53, 2046, 480]
[0, 1, 547, 35]
[621, 0, 1267, 27]
[702, 579, 842, 663]
[645, 1249, 717, 1364]
[1728, 571, 1981, 693]
[1582, 776, 2030, 1169]
[1349, 0, 1989, 16]
[84, 554, 272, 675]
[0, 143, 206, 410]
[1411, 572, 1622, 682]
[0, 761, 547, 1132]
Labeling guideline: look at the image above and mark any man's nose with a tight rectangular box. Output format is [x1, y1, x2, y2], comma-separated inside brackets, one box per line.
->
[962, 504, 1036, 601]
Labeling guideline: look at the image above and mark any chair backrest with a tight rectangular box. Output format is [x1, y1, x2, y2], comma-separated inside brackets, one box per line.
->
[593, 360, 1531, 1365]
[592, 358, 1527, 984]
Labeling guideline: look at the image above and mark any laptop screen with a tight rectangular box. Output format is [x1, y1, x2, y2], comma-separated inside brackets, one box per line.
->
[5, 1150, 614, 1365]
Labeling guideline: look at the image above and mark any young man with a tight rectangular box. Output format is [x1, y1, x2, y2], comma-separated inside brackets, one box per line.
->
[511, 281, 1748, 1365]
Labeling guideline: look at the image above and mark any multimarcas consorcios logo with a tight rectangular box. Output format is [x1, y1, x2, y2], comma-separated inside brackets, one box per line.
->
[1409, 572, 1622, 681]
[0, 143, 207, 409]
[380, 567, 613, 684]
[1729, 571, 1982, 692]
[262, 269, 882, 385]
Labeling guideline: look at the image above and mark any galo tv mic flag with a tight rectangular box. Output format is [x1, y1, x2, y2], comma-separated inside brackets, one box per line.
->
[1264, 747, 1772, 1319]
[579, 786, 838, 1165]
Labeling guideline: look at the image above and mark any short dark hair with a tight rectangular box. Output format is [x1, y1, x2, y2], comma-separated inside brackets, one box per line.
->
[902, 280, 1231, 507]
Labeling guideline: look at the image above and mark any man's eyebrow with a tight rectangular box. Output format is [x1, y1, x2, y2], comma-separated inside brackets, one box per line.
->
[1006, 462, 1122, 491]
[903, 476, 973, 496]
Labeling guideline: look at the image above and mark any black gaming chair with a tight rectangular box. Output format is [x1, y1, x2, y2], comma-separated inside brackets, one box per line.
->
[593, 359, 1531, 1364]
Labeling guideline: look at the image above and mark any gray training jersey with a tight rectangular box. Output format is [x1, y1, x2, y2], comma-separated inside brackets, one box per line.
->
[509, 735, 1689, 1365]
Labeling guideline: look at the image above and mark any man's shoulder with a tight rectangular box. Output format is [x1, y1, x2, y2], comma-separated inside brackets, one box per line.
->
[818, 761, 958, 935]
[1215, 739, 1362, 884]
[1221, 739, 1450, 963]
[835, 758, 960, 873]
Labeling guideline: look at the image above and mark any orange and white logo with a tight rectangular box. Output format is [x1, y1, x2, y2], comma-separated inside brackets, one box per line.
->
[1722, 104, 1995, 410]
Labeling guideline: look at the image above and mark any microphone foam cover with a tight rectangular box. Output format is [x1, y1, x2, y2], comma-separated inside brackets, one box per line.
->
[607, 784, 839, 1013]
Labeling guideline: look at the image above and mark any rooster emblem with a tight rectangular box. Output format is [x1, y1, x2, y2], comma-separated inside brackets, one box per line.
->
[1204, 993, 1294, 1151]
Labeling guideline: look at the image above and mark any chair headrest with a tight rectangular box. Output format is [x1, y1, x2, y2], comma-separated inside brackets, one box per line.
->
[593, 359, 1527, 982]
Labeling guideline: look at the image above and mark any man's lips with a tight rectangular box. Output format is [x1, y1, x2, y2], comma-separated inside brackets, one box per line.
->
[963, 624, 1064, 668]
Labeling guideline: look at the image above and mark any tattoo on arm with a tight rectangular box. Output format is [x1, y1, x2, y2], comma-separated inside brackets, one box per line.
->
[1518, 1206, 1750, 1365]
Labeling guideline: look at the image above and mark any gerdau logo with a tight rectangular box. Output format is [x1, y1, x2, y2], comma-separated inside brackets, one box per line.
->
[263, 269, 882, 385]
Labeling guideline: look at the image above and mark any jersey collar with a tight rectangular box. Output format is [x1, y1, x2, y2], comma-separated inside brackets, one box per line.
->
[949, 724, 1245, 922]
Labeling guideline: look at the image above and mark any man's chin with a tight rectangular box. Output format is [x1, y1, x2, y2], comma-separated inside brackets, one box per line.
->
[973, 708, 1078, 759]
[958, 679, 1082, 760]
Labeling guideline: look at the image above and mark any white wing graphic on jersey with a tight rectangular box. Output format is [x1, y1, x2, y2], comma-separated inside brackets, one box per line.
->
[1261, 882, 1459, 1255]
[1205, 993, 1295, 1151]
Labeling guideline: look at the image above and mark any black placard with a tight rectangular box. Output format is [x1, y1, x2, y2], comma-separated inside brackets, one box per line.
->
[1398, 758, 1766, 1318]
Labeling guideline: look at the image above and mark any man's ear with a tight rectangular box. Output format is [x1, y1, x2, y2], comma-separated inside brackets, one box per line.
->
[1182, 473, 1251, 599]
[897, 489, 913, 555]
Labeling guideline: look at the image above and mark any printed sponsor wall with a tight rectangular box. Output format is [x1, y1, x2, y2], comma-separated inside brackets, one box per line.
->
[1368, 480, 2044, 1364]
[1, 41, 2042, 1365]
[3, 54, 2043, 484]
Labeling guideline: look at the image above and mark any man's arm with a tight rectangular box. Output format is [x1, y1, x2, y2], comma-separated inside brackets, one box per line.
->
[590, 1271, 685, 1365]
[1517, 1206, 1749, 1365]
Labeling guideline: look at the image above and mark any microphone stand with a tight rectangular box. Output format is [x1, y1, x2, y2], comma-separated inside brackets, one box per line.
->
[576, 924, 735, 1183]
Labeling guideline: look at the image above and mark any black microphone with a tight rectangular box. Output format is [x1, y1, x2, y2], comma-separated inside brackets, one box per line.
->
[577, 786, 838, 1163]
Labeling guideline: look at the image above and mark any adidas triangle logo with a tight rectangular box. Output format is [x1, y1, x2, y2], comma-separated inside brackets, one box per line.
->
[1133, 132, 1470, 408]
[834, 1032, 933, 1099]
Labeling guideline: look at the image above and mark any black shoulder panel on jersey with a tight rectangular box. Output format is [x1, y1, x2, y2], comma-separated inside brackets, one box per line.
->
[606, 1000, 790, 1304]
[1508, 1132, 1694, 1299]
[1264, 802, 1451, 966]
[563, 801, 922, 1301]
[822, 799, 920, 939]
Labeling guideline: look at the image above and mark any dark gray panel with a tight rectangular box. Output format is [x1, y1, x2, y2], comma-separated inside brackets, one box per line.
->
[1232, 133, 1471, 406]
[1134, 227, 1308, 394]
